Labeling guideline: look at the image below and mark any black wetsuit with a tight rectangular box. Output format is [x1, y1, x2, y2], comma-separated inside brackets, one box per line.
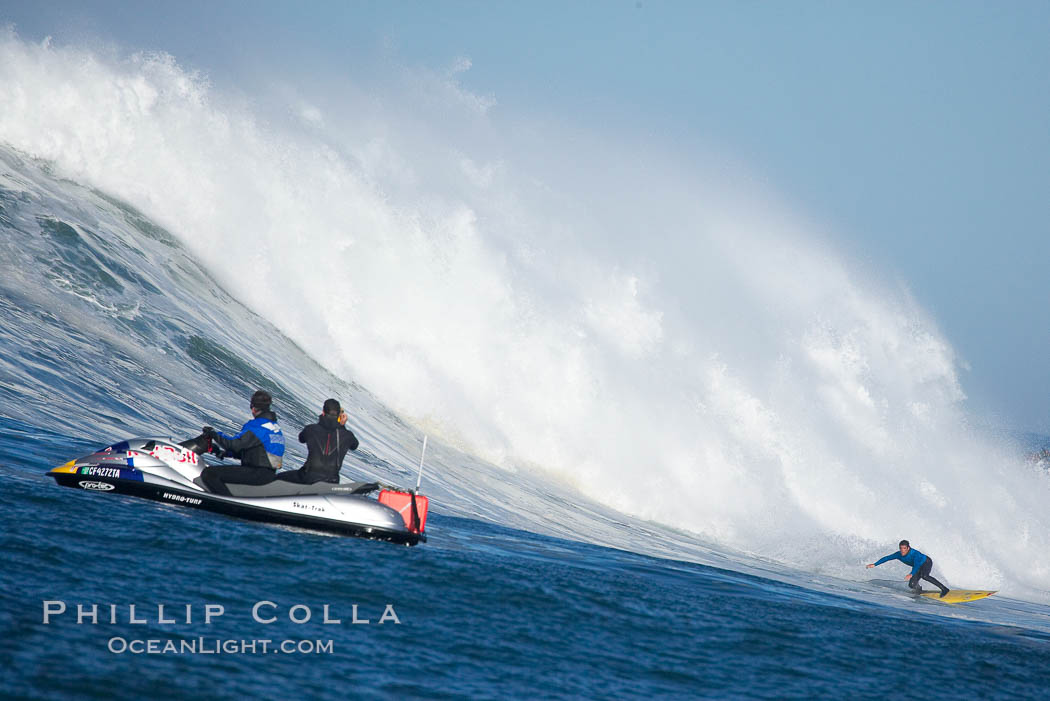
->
[200, 410, 283, 496]
[275, 414, 359, 484]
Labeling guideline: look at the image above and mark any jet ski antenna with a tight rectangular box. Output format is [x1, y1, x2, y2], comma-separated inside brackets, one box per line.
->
[415, 434, 428, 493]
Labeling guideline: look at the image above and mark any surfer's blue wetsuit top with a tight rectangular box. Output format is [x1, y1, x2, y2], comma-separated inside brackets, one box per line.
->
[214, 411, 285, 470]
[873, 549, 928, 576]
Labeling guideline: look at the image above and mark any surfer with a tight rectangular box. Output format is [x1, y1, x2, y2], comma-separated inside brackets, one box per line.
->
[199, 390, 285, 495]
[867, 540, 949, 598]
[275, 398, 359, 484]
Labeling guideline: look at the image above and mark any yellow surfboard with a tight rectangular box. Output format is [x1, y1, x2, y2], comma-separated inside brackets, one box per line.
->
[918, 589, 997, 604]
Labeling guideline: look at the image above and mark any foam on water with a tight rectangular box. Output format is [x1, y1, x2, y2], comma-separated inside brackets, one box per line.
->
[1, 31, 1047, 601]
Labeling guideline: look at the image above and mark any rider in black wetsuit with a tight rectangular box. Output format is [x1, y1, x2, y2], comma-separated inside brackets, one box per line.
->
[199, 390, 284, 496]
[276, 398, 359, 485]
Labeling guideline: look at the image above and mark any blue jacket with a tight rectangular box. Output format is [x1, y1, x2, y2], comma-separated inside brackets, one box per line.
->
[215, 411, 285, 469]
[874, 548, 928, 575]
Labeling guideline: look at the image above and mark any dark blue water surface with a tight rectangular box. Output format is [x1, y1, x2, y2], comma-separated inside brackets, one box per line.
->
[1, 417, 1048, 700]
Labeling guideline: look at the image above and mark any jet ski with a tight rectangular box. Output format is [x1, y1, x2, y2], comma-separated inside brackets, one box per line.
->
[47, 436, 429, 545]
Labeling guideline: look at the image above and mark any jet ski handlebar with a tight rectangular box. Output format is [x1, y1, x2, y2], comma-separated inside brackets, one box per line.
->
[178, 434, 227, 460]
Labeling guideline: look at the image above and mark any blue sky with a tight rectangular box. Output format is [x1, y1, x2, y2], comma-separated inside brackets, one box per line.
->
[3, 1, 1048, 431]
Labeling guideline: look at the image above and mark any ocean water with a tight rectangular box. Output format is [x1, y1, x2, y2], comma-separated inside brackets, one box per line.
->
[2, 417, 1050, 700]
[1, 34, 1050, 698]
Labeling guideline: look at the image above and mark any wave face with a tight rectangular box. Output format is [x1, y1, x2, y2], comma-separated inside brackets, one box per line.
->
[1, 31, 1048, 600]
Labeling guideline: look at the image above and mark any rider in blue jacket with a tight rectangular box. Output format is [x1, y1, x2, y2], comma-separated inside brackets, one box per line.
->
[199, 390, 284, 496]
[867, 540, 950, 597]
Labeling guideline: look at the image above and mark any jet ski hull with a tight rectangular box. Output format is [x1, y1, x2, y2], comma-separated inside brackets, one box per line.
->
[48, 437, 426, 545]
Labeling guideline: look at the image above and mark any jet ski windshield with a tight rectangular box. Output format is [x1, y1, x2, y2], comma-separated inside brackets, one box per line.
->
[178, 435, 210, 455]
[96, 436, 211, 457]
